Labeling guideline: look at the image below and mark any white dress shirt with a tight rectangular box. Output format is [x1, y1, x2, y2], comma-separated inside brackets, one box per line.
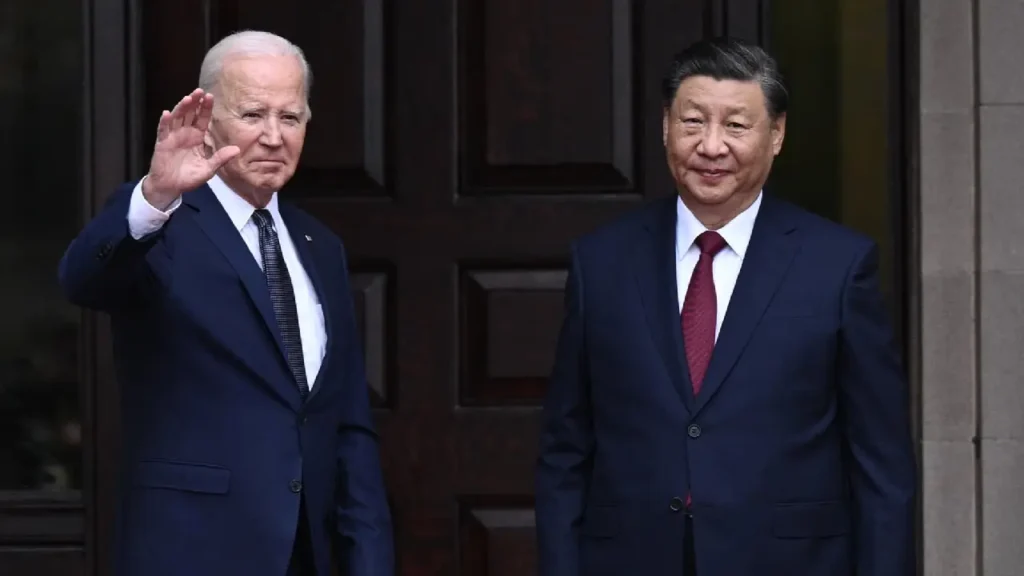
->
[676, 192, 762, 341]
[126, 175, 327, 387]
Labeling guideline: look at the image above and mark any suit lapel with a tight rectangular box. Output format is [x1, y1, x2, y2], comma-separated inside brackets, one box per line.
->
[633, 197, 694, 412]
[692, 194, 801, 416]
[185, 186, 286, 358]
[183, 185, 300, 410]
[278, 203, 337, 401]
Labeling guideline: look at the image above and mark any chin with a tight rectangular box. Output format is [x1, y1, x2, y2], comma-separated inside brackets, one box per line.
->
[683, 183, 737, 206]
[247, 176, 288, 192]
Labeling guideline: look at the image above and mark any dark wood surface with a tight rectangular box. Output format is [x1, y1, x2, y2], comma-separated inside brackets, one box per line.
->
[138, 1, 754, 573]
[0, 0, 910, 574]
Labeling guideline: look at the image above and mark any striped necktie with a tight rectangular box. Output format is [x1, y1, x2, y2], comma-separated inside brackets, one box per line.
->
[252, 209, 309, 399]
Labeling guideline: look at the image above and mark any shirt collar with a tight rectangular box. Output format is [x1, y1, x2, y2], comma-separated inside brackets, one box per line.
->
[676, 191, 762, 261]
[207, 173, 280, 231]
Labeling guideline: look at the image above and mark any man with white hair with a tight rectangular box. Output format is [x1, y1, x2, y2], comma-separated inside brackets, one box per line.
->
[58, 30, 394, 575]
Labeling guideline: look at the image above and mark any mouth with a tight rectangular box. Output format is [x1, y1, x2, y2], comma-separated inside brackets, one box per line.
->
[694, 168, 729, 178]
[250, 160, 287, 172]
[693, 169, 730, 185]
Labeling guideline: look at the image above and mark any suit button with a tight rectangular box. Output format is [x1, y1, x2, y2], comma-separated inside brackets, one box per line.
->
[687, 424, 701, 438]
[669, 496, 685, 512]
[289, 480, 302, 493]
[95, 243, 113, 259]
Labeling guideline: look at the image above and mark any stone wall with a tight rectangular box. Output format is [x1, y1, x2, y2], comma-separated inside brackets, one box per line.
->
[919, 1, 1024, 573]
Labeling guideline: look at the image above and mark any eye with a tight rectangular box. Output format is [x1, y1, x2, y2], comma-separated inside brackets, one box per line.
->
[682, 117, 702, 125]
[726, 121, 746, 129]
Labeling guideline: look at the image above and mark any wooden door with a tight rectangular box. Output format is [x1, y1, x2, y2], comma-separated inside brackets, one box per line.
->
[127, 1, 769, 574]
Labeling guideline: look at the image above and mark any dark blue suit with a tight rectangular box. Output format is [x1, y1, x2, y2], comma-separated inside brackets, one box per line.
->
[59, 182, 393, 576]
[536, 194, 916, 575]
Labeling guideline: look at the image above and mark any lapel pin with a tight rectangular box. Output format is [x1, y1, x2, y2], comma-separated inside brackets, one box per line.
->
[304, 235, 312, 242]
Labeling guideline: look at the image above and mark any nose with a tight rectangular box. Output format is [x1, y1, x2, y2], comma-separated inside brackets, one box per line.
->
[696, 124, 728, 158]
[259, 117, 283, 147]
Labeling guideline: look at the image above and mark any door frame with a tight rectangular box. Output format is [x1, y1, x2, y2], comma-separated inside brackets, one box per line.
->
[887, 0, 922, 570]
[80, 0, 146, 572]
[65, 1, 923, 574]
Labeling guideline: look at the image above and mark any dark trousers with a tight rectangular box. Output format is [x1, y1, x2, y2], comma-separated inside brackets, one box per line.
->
[684, 514, 696, 576]
[287, 497, 316, 575]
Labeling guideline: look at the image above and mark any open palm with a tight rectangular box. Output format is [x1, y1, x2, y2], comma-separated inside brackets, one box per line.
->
[145, 89, 240, 201]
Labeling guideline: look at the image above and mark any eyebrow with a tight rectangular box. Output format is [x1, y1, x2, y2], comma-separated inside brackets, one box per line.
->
[682, 101, 750, 115]
[234, 103, 303, 116]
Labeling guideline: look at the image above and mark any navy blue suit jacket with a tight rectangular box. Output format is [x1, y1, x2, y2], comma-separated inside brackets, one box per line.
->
[536, 194, 916, 575]
[58, 182, 393, 576]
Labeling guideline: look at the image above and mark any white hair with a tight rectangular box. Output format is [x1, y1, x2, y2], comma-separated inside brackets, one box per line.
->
[198, 30, 313, 119]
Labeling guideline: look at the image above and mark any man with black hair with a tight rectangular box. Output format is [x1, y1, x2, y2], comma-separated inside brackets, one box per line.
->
[535, 37, 916, 576]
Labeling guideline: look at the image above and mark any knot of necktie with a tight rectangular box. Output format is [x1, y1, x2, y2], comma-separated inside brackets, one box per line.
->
[695, 230, 727, 257]
[252, 209, 274, 231]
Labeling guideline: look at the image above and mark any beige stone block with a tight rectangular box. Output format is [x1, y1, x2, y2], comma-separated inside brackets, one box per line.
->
[979, 270, 1024, 438]
[979, 0, 1024, 104]
[921, 273, 976, 441]
[920, 0, 975, 111]
[920, 111, 975, 276]
[980, 105, 1024, 272]
[921, 440, 976, 576]
[981, 439, 1024, 575]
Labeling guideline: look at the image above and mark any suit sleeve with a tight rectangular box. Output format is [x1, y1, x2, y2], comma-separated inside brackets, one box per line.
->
[837, 241, 917, 576]
[333, 240, 395, 576]
[535, 241, 594, 576]
[57, 179, 176, 310]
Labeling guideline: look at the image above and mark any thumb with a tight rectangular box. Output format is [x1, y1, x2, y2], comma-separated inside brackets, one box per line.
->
[207, 145, 241, 171]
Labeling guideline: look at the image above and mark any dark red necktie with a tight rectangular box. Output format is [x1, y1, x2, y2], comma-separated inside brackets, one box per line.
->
[681, 231, 727, 395]
[681, 231, 726, 509]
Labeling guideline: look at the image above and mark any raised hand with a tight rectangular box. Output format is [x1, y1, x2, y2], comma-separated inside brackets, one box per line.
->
[142, 88, 241, 210]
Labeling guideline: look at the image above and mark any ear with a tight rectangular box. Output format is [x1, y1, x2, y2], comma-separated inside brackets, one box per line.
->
[770, 112, 786, 156]
[200, 129, 215, 159]
[662, 110, 669, 147]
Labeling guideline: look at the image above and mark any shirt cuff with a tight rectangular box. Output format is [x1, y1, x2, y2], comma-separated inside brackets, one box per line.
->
[127, 177, 181, 240]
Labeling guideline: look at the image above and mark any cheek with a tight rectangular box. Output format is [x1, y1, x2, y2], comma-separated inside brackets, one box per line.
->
[283, 132, 305, 156]
[733, 152, 770, 181]
[222, 125, 261, 152]
[666, 137, 696, 164]
[284, 125, 306, 148]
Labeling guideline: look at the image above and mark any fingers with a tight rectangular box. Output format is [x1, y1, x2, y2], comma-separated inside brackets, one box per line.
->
[194, 93, 216, 133]
[207, 145, 241, 171]
[155, 110, 173, 142]
[169, 93, 191, 131]
[181, 99, 197, 128]
[167, 88, 209, 131]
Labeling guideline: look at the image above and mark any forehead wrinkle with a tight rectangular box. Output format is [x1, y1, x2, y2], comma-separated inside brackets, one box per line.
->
[216, 56, 305, 102]
[674, 78, 766, 113]
[675, 99, 757, 120]
[217, 85, 305, 115]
